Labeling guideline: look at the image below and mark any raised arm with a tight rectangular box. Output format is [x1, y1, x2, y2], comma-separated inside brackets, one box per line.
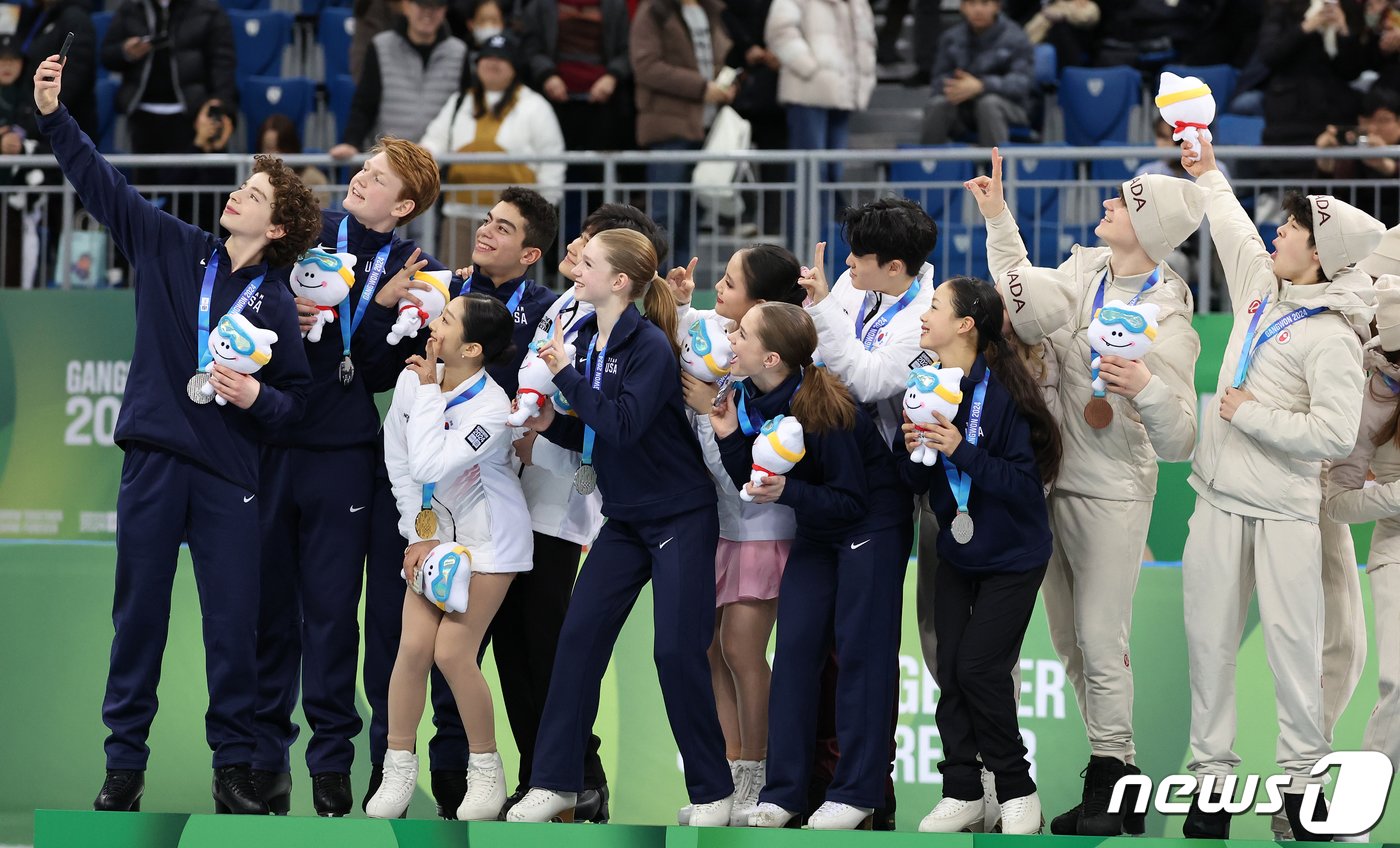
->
[1184, 138, 1275, 310]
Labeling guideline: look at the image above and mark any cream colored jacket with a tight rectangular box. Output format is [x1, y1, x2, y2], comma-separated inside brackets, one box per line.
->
[1326, 353, 1400, 571]
[1190, 169, 1370, 523]
[986, 207, 1200, 502]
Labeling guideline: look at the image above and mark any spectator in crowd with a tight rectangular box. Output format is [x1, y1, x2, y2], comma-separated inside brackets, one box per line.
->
[1317, 85, 1400, 225]
[629, 0, 734, 263]
[1094, 0, 1217, 70]
[100, 0, 236, 169]
[765, 0, 876, 184]
[1360, 0, 1400, 91]
[920, 0, 1033, 147]
[879, 0, 941, 87]
[258, 113, 331, 193]
[351, 0, 401, 81]
[16, 0, 98, 137]
[0, 33, 33, 288]
[168, 98, 236, 234]
[1022, 0, 1098, 67]
[420, 33, 565, 258]
[331, 0, 467, 162]
[461, 0, 507, 56]
[722, 0, 787, 234]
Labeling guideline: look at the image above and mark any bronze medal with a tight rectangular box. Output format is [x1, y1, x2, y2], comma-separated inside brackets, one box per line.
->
[1084, 397, 1114, 429]
[415, 508, 438, 539]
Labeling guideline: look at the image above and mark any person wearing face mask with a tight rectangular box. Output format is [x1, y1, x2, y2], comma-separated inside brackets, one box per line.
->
[464, 0, 506, 52]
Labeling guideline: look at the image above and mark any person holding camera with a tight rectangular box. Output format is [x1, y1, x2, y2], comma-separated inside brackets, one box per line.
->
[1317, 85, 1400, 224]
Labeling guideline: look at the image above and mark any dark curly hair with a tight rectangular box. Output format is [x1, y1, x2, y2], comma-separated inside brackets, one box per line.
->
[252, 154, 323, 268]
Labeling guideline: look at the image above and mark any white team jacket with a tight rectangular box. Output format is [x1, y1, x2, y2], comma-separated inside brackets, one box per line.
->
[1326, 354, 1400, 572]
[385, 366, 534, 572]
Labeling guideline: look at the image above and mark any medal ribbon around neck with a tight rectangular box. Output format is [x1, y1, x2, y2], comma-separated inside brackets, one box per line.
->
[855, 278, 922, 351]
[463, 272, 531, 318]
[1230, 295, 1328, 389]
[197, 249, 265, 371]
[735, 372, 803, 438]
[419, 371, 490, 514]
[337, 216, 393, 361]
[942, 370, 990, 528]
[580, 335, 608, 475]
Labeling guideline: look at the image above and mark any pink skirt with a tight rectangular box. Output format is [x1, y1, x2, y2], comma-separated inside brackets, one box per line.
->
[715, 538, 791, 607]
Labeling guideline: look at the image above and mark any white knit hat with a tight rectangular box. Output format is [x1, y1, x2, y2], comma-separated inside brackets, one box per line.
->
[1376, 275, 1400, 353]
[1309, 195, 1385, 279]
[997, 265, 1076, 345]
[1357, 225, 1400, 279]
[1123, 174, 1207, 264]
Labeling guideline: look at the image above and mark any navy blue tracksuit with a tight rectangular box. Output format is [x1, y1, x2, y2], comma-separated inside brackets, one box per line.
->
[531, 306, 731, 802]
[716, 373, 912, 812]
[899, 356, 1052, 804]
[252, 211, 448, 777]
[37, 106, 311, 770]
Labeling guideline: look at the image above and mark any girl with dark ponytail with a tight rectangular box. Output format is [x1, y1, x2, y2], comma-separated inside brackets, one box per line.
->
[903, 276, 1058, 836]
[710, 302, 912, 831]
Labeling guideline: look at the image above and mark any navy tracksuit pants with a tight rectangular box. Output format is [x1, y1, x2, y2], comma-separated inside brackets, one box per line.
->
[103, 445, 261, 769]
[363, 473, 467, 770]
[252, 445, 372, 775]
[759, 520, 912, 812]
[530, 508, 731, 802]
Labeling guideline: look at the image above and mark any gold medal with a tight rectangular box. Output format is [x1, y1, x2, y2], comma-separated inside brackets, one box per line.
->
[1084, 397, 1113, 429]
[415, 508, 438, 539]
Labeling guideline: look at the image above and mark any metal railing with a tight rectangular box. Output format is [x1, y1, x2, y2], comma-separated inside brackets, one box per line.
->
[2, 144, 1397, 312]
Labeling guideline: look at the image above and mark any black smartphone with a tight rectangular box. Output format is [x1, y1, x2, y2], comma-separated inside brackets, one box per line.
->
[43, 32, 74, 81]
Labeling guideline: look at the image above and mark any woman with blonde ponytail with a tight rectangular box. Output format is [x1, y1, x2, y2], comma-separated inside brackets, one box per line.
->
[710, 302, 911, 831]
[507, 228, 735, 826]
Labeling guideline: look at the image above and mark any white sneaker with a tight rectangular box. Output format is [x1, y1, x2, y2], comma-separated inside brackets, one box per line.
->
[981, 768, 1001, 832]
[1000, 792, 1044, 835]
[749, 801, 798, 828]
[505, 787, 578, 823]
[809, 801, 874, 830]
[688, 793, 734, 827]
[365, 749, 418, 819]
[919, 797, 986, 833]
[456, 752, 506, 821]
[677, 804, 692, 825]
[729, 760, 765, 826]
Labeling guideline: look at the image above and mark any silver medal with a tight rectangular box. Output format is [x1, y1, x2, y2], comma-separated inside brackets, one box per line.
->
[574, 464, 598, 495]
[187, 372, 213, 404]
[339, 356, 355, 387]
[951, 511, 975, 544]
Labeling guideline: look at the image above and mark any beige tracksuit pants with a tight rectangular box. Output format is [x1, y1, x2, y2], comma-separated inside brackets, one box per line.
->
[1320, 511, 1366, 740]
[1182, 501, 1329, 789]
[1362, 563, 1400, 765]
[1038, 492, 1152, 762]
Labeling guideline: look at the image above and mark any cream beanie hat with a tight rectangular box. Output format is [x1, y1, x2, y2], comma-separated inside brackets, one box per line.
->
[1357, 225, 1400, 279]
[997, 265, 1076, 345]
[1309, 195, 1385, 279]
[1123, 173, 1207, 264]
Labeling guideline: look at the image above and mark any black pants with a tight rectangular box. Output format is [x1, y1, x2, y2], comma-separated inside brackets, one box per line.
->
[933, 561, 1046, 803]
[479, 531, 607, 791]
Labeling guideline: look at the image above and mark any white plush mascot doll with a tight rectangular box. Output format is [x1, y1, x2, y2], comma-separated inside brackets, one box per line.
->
[201, 313, 278, 405]
[680, 315, 735, 382]
[740, 414, 807, 503]
[507, 338, 578, 426]
[289, 247, 357, 343]
[1088, 300, 1160, 398]
[387, 270, 453, 345]
[407, 542, 473, 614]
[904, 365, 965, 466]
[1156, 71, 1215, 163]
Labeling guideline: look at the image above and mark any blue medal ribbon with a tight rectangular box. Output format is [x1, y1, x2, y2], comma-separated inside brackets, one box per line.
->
[337, 216, 393, 359]
[735, 372, 804, 437]
[854, 279, 922, 351]
[1087, 266, 1162, 396]
[420, 371, 490, 511]
[942, 370, 990, 521]
[1382, 372, 1400, 395]
[1231, 294, 1328, 389]
[464, 273, 531, 319]
[196, 249, 265, 370]
[580, 336, 607, 471]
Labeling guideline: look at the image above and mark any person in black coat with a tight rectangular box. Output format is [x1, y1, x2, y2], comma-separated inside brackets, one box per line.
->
[17, 0, 98, 136]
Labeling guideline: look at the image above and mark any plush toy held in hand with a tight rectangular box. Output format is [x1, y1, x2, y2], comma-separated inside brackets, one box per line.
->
[508, 338, 578, 426]
[1088, 300, 1160, 396]
[406, 542, 473, 614]
[904, 365, 965, 466]
[1156, 71, 1215, 162]
[201, 313, 277, 405]
[680, 315, 735, 382]
[289, 247, 357, 343]
[740, 414, 807, 502]
[387, 270, 453, 345]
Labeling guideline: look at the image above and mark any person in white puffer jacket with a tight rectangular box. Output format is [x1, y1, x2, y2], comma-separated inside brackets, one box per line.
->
[1179, 135, 1382, 841]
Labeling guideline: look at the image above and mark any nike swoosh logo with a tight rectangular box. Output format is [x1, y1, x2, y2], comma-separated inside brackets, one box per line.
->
[660, 537, 675, 549]
[243, 495, 255, 503]
[850, 539, 871, 550]
[349, 505, 366, 513]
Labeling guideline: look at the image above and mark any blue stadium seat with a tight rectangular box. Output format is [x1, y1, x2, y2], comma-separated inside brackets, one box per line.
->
[888, 144, 974, 224]
[222, 0, 271, 10]
[1034, 43, 1057, 89]
[1059, 66, 1142, 146]
[935, 224, 991, 281]
[327, 72, 355, 144]
[319, 7, 354, 82]
[229, 9, 294, 82]
[92, 12, 113, 60]
[239, 76, 316, 151]
[1029, 222, 1095, 267]
[1161, 64, 1238, 114]
[1003, 143, 1075, 222]
[1214, 113, 1265, 148]
[95, 76, 120, 153]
